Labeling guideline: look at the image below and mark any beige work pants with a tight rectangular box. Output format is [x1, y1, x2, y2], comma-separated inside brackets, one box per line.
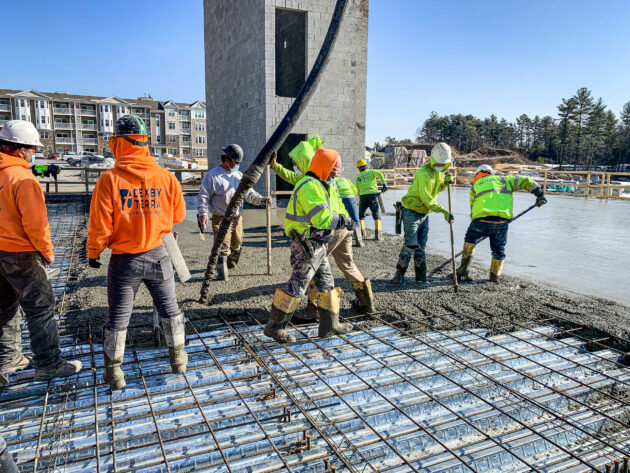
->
[327, 228, 365, 284]
[212, 215, 243, 257]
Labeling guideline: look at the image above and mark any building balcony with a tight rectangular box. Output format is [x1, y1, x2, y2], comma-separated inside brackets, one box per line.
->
[53, 107, 73, 115]
[55, 138, 74, 145]
[79, 109, 96, 117]
[181, 128, 192, 135]
[0, 104, 11, 112]
[178, 116, 191, 122]
[79, 124, 97, 131]
[80, 138, 98, 145]
[54, 123, 75, 130]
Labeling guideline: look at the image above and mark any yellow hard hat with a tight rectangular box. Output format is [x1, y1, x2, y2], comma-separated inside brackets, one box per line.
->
[356, 159, 368, 168]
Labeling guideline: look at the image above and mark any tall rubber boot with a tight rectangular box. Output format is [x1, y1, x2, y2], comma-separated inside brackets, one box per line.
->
[264, 289, 301, 343]
[216, 256, 229, 281]
[318, 288, 352, 338]
[374, 219, 383, 241]
[490, 258, 504, 283]
[161, 313, 188, 374]
[353, 226, 365, 248]
[414, 257, 427, 284]
[292, 280, 318, 322]
[352, 279, 374, 313]
[456, 242, 476, 282]
[391, 252, 411, 285]
[227, 249, 241, 269]
[103, 328, 127, 391]
[360, 219, 366, 239]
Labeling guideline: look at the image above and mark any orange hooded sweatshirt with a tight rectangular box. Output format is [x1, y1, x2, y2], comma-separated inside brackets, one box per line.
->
[86, 137, 186, 259]
[0, 152, 54, 257]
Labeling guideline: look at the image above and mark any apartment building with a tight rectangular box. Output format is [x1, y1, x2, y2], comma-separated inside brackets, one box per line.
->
[0, 88, 207, 161]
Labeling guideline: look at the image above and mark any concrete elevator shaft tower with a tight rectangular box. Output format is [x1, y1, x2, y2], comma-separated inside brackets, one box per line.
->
[204, 0, 369, 193]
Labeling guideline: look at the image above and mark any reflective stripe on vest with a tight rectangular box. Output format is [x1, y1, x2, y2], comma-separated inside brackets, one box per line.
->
[285, 178, 331, 224]
[471, 176, 516, 202]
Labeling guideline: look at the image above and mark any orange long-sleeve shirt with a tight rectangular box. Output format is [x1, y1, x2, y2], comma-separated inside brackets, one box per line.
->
[86, 146, 186, 259]
[0, 152, 54, 257]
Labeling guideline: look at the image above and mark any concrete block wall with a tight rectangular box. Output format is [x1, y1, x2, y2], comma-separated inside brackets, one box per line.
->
[204, 0, 368, 193]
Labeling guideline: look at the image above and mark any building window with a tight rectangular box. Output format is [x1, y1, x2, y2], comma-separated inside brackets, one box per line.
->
[168, 122, 176, 130]
[168, 148, 177, 155]
[275, 8, 306, 97]
[20, 99, 25, 107]
[195, 136, 206, 144]
[41, 131, 49, 139]
[21, 115, 26, 120]
[167, 109, 176, 117]
[105, 119, 110, 127]
[194, 122, 205, 131]
[168, 135, 177, 143]
[40, 101, 46, 108]
[195, 148, 205, 157]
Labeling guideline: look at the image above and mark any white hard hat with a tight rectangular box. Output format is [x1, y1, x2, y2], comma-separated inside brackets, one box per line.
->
[0, 120, 44, 147]
[431, 142, 452, 164]
[476, 164, 494, 174]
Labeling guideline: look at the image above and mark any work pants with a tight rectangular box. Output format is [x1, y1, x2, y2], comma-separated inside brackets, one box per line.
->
[398, 208, 429, 265]
[341, 197, 360, 225]
[106, 246, 181, 331]
[0, 250, 60, 373]
[359, 194, 381, 220]
[328, 229, 365, 284]
[285, 239, 335, 298]
[212, 215, 243, 257]
[464, 219, 509, 260]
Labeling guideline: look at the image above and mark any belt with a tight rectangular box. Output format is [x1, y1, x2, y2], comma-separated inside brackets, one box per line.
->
[478, 219, 508, 224]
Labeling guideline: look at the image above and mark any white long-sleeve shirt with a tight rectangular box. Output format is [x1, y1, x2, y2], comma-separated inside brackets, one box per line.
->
[197, 166, 264, 217]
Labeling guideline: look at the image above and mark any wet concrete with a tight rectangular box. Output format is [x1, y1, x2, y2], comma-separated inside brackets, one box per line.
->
[64, 216, 630, 349]
[370, 189, 630, 306]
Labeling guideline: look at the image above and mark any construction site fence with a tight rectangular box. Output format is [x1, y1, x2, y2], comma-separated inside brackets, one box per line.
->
[38, 167, 630, 201]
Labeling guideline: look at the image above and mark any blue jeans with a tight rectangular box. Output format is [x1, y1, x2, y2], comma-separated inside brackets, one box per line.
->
[464, 219, 509, 260]
[342, 197, 360, 225]
[398, 208, 429, 263]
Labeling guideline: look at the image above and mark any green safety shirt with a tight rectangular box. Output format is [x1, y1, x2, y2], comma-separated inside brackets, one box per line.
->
[470, 174, 536, 220]
[285, 175, 340, 238]
[401, 159, 451, 215]
[355, 170, 386, 195]
[335, 177, 357, 198]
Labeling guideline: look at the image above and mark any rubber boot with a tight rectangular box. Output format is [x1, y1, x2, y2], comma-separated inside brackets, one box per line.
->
[374, 219, 383, 241]
[360, 219, 366, 239]
[456, 242, 476, 282]
[216, 256, 229, 281]
[352, 279, 374, 313]
[292, 280, 318, 322]
[33, 359, 82, 382]
[227, 249, 241, 269]
[414, 256, 427, 284]
[161, 313, 188, 374]
[391, 252, 411, 284]
[264, 289, 301, 343]
[318, 288, 352, 338]
[103, 328, 127, 391]
[490, 258, 504, 283]
[353, 226, 365, 248]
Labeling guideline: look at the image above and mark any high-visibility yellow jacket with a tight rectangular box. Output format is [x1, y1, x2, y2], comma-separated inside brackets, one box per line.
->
[402, 158, 451, 215]
[335, 177, 357, 197]
[470, 174, 536, 220]
[285, 175, 341, 239]
[355, 170, 386, 195]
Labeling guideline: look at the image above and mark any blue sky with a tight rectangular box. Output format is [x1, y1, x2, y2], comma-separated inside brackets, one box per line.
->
[3, 1, 629, 146]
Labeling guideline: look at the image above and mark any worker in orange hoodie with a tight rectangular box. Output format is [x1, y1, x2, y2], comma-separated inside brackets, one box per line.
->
[0, 120, 82, 386]
[87, 115, 187, 391]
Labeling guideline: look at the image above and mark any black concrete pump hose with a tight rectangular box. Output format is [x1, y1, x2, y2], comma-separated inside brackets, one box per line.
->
[199, 0, 350, 304]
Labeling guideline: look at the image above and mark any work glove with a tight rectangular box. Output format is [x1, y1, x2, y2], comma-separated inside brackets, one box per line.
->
[337, 214, 355, 230]
[443, 174, 454, 185]
[443, 211, 454, 224]
[381, 185, 388, 193]
[535, 195, 548, 207]
[89, 257, 102, 269]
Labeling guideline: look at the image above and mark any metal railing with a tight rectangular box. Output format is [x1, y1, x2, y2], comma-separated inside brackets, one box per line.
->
[78, 124, 97, 131]
[54, 138, 74, 145]
[54, 123, 75, 130]
[80, 139, 98, 145]
[0, 104, 11, 112]
[79, 109, 96, 116]
[53, 107, 72, 114]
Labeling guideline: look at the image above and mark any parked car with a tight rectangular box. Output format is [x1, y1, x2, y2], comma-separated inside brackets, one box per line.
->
[33, 151, 45, 159]
[69, 155, 105, 167]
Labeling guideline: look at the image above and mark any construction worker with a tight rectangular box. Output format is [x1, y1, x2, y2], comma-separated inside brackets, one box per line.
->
[264, 147, 357, 343]
[87, 115, 187, 390]
[456, 164, 547, 283]
[270, 139, 374, 316]
[355, 160, 388, 240]
[197, 144, 270, 280]
[392, 142, 454, 285]
[0, 120, 82, 386]
[334, 175, 363, 246]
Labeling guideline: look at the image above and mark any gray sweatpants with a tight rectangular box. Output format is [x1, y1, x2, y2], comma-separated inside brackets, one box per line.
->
[0, 251, 60, 372]
[107, 246, 180, 331]
[285, 239, 335, 298]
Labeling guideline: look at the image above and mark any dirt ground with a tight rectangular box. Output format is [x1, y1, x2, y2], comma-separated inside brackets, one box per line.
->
[63, 220, 630, 350]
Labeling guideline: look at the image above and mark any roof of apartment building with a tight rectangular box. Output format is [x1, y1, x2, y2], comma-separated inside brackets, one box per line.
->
[0, 88, 205, 111]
